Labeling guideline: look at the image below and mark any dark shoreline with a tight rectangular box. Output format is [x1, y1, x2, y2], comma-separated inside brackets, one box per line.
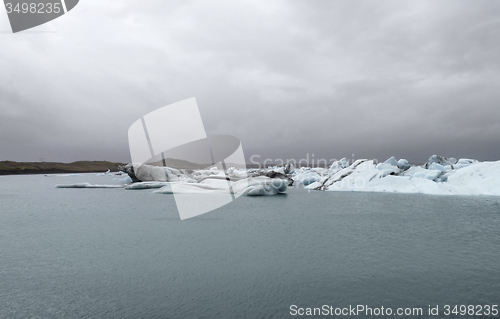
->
[0, 161, 126, 176]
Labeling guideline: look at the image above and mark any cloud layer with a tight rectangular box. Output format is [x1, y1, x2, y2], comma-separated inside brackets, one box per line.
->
[1, 0, 500, 164]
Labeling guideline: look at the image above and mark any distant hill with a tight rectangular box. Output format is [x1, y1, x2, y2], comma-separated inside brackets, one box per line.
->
[0, 161, 126, 175]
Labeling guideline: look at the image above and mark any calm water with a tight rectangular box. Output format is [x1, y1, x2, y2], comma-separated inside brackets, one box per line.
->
[0, 174, 499, 318]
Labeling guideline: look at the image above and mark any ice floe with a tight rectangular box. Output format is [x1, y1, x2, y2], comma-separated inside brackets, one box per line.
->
[55, 183, 124, 189]
[152, 176, 288, 196]
[44, 173, 83, 177]
[124, 182, 172, 190]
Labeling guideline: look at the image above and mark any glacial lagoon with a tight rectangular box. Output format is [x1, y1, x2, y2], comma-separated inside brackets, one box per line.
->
[1, 173, 499, 318]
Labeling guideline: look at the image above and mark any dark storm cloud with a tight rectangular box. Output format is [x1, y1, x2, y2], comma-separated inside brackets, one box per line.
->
[1, 0, 499, 163]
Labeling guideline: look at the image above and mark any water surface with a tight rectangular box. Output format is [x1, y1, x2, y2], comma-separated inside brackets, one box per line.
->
[1, 174, 499, 318]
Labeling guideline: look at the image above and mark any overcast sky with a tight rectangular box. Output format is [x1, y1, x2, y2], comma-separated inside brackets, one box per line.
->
[1, 0, 500, 164]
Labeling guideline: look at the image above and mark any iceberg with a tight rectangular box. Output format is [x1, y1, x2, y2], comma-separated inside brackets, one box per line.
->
[55, 183, 124, 189]
[237, 177, 288, 196]
[248, 169, 294, 186]
[153, 176, 288, 196]
[113, 176, 133, 183]
[124, 182, 172, 190]
[305, 155, 500, 196]
[293, 169, 322, 186]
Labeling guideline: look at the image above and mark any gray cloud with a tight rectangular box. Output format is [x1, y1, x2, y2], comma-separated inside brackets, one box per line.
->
[1, 0, 499, 164]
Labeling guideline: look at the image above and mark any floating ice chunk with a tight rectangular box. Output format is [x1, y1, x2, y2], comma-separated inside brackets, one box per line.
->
[242, 186, 276, 196]
[154, 176, 242, 194]
[152, 176, 287, 196]
[200, 178, 233, 188]
[232, 177, 286, 194]
[240, 178, 288, 196]
[133, 164, 169, 182]
[124, 182, 171, 190]
[55, 183, 123, 188]
[154, 183, 225, 194]
[45, 173, 83, 177]
[96, 169, 111, 176]
[293, 171, 321, 186]
[130, 163, 194, 182]
[155, 177, 230, 194]
[113, 176, 133, 183]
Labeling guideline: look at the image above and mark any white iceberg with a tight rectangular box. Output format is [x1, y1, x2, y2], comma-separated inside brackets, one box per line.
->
[113, 176, 133, 183]
[308, 155, 500, 196]
[55, 183, 124, 189]
[124, 182, 172, 190]
[293, 170, 322, 186]
[153, 176, 288, 196]
[44, 173, 83, 177]
[239, 177, 288, 196]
